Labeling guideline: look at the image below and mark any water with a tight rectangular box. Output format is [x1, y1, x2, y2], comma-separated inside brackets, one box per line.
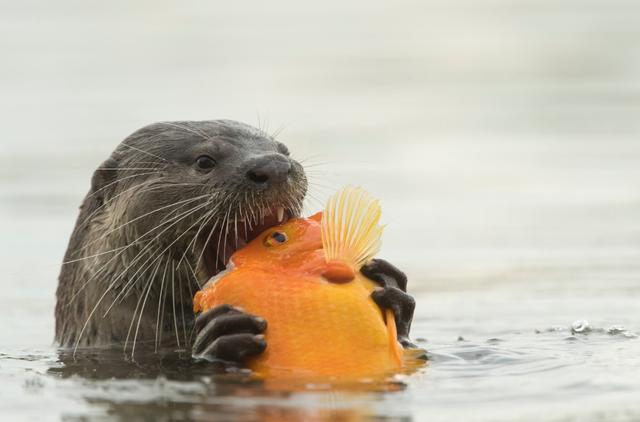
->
[1, 0, 640, 420]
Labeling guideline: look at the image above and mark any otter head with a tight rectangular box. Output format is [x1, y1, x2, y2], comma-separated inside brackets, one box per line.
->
[85, 120, 307, 292]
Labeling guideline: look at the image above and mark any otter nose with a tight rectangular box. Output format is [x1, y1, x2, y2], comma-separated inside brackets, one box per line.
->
[245, 154, 292, 185]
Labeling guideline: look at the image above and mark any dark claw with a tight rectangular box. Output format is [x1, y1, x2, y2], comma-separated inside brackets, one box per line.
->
[193, 312, 267, 355]
[200, 333, 267, 363]
[192, 305, 267, 363]
[371, 286, 416, 349]
[361, 258, 408, 292]
[362, 259, 415, 347]
[195, 304, 238, 333]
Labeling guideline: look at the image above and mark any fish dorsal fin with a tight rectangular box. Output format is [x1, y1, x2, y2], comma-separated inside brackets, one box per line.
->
[321, 186, 384, 268]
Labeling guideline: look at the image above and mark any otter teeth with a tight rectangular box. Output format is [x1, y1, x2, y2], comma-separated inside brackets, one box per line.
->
[277, 207, 285, 223]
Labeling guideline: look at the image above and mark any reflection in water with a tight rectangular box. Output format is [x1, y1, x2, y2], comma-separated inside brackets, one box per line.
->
[49, 348, 230, 380]
[83, 401, 376, 422]
[47, 347, 418, 421]
[50, 347, 423, 387]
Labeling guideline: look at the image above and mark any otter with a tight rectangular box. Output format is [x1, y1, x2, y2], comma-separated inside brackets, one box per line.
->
[55, 120, 416, 363]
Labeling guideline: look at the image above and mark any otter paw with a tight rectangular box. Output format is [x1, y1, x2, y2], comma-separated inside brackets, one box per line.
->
[371, 286, 417, 349]
[361, 258, 408, 292]
[192, 305, 267, 363]
[361, 259, 416, 347]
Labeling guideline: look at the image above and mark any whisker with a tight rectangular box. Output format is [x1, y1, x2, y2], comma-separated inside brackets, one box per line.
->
[71, 197, 208, 331]
[104, 200, 214, 313]
[193, 219, 220, 273]
[126, 257, 163, 358]
[159, 121, 212, 142]
[155, 259, 170, 351]
[62, 244, 130, 264]
[180, 259, 199, 345]
[177, 267, 187, 347]
[120, 142, 168, 162]
[178, 203, 222, 268]
[65, 194, 210, 263]
[71, 179, 209, 241]
[170, 261, 181, 349]
[271, 124, 286, 139]
[66, 197, 212, 306]
[96, 167, 162, 171]
[73, 179, 159, 235]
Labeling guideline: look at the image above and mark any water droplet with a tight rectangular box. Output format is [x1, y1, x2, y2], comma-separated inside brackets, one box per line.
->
[571, 320, 591, 334]
[607, 325, 626, 335]
[607, 325, 638, 338]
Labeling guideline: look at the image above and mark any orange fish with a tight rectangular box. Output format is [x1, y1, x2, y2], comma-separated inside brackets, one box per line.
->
[193, 187, 411, 379]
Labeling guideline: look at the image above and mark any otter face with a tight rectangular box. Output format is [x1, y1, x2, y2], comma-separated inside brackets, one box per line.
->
[91, 120, 307, 288]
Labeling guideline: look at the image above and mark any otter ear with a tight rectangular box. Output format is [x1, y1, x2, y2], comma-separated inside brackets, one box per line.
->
[90, 156, 120, 204]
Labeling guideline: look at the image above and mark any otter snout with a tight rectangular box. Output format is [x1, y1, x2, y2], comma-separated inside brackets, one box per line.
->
[245, 154, 292, 186]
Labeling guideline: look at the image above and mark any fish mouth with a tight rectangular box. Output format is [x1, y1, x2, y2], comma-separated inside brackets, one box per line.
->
[199, 205, 293, 280]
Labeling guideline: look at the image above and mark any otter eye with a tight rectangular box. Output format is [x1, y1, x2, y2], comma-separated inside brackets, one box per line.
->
[196, 155, 216, 170]
[265, 231, 288, 247]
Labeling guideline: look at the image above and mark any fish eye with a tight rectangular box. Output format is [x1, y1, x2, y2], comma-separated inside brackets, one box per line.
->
[272, 232, 287, 243]
[265, 231, 288, 247]
[195, 155, 216, 171]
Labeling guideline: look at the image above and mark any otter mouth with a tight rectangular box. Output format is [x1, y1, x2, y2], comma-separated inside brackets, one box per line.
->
[199, 206, 293, 280]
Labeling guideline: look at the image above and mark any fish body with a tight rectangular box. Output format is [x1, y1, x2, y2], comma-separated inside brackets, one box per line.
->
[193, 188, 404, 379]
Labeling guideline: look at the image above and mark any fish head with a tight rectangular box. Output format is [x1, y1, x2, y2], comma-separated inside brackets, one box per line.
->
[229, 211, 326, 274]
[226, 186, 385, 286]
